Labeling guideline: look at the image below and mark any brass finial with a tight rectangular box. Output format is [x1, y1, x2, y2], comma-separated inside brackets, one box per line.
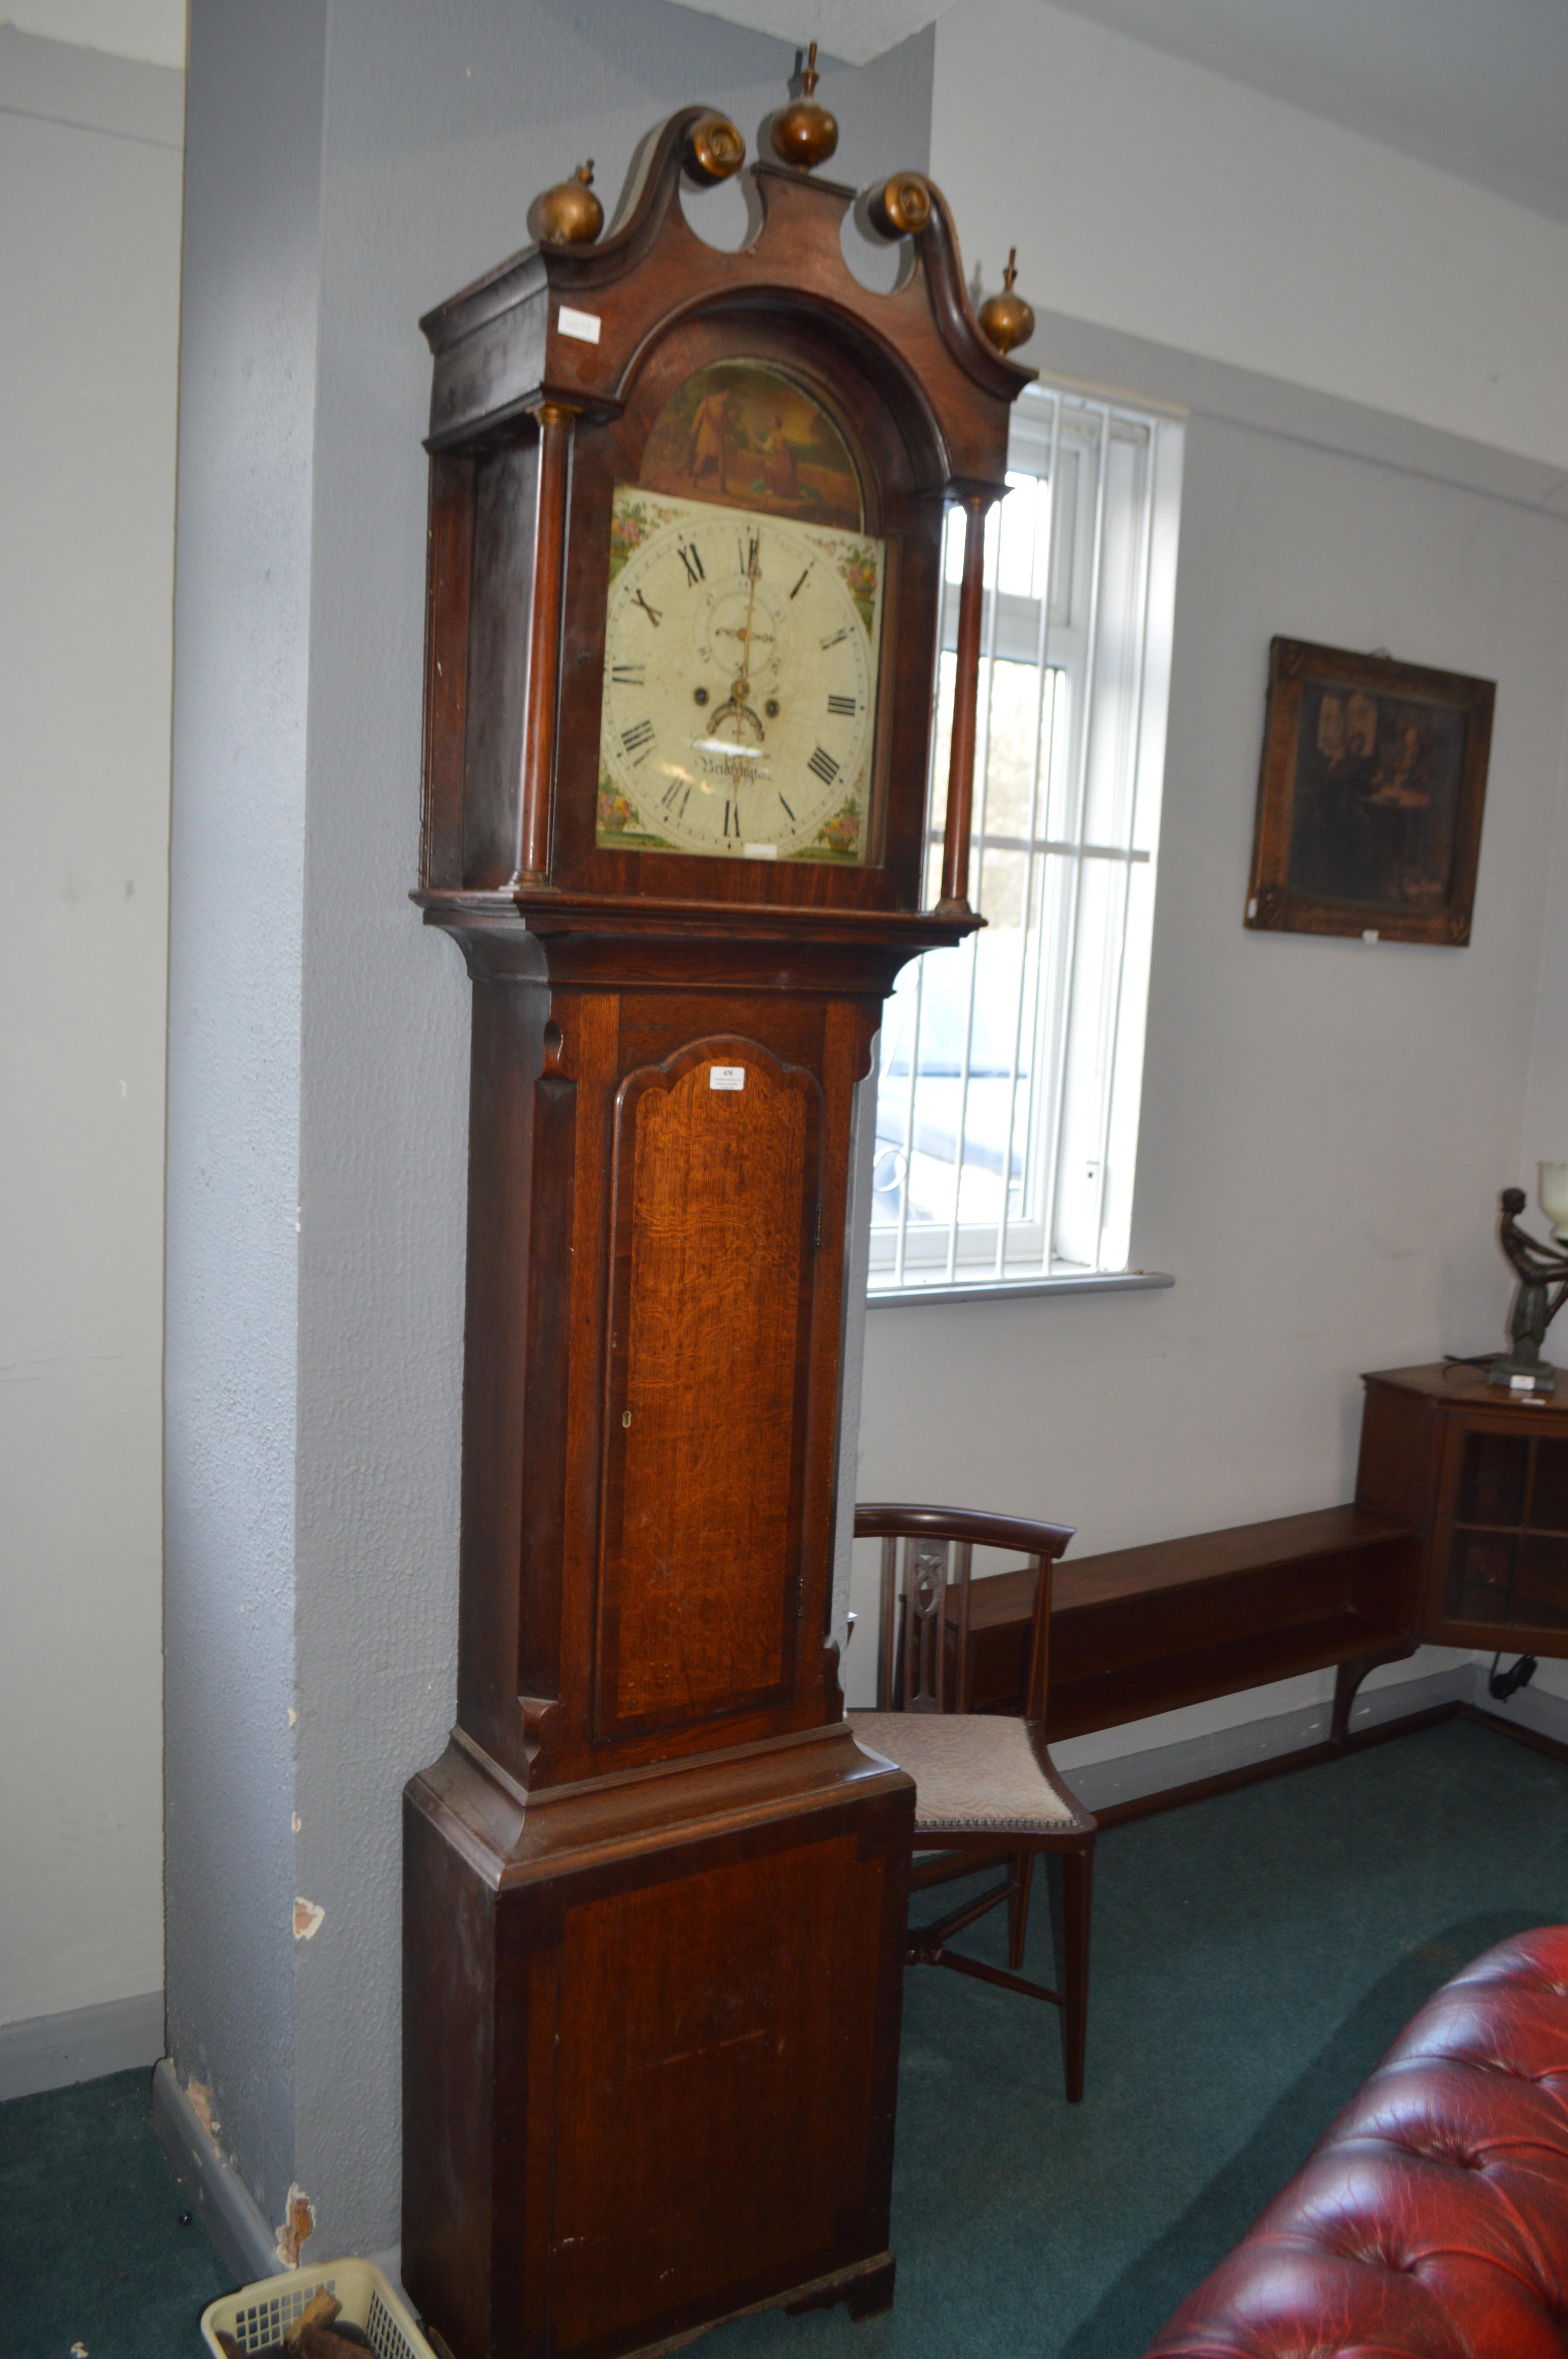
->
[530, 160, 604, 249]
[686, 112, 746, 185]
[770, 42, 839, 172]
[978, 247, 1034, 354]
[867, 170, 933, 240]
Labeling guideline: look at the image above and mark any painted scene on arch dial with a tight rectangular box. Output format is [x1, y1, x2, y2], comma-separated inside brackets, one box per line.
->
[639, 360, 864, 532]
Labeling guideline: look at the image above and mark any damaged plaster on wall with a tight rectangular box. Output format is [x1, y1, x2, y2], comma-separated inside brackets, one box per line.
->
[276, 2185, 316, 2270]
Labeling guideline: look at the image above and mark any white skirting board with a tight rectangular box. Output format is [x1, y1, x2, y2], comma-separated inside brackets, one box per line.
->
[1486, 1659, 1568, 1749]
[1064, 1657, 1564, 1815]
[0, 1988, 163, 2102]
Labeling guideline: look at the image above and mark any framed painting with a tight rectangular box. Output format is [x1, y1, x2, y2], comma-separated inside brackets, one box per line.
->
[1245, 638, 1495, 945]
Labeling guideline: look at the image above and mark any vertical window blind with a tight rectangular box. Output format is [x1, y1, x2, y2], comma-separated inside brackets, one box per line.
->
[869, 379, 1185, 1294]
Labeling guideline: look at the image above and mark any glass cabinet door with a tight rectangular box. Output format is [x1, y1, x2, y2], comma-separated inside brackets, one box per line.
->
[1445, 1429, 1568, 1632]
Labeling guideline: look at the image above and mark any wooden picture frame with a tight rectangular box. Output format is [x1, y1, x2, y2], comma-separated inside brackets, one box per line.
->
[1245, 638, 1495, 945]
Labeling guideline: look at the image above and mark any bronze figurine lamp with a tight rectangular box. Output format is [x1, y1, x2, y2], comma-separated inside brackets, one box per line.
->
[1491, 1167, 1568, 1394]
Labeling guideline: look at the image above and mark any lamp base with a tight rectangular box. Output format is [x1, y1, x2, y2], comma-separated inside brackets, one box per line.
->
[1487, 1352, 1557, 1395]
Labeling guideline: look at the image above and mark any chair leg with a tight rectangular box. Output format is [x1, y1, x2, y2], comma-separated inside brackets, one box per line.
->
[1049, 1839, 1094, 2105]
[1007, 1849, 1033, 1970]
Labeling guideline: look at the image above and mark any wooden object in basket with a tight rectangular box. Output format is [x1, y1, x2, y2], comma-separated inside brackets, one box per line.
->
[403, 82, 1032, 2359]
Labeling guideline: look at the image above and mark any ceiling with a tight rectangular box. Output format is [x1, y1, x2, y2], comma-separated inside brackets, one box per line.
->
[18, 0, 1568, 224]
[674, 0, 943, 64]
[1040, 0, 1568, 224]
[691, 0, 1568, 224]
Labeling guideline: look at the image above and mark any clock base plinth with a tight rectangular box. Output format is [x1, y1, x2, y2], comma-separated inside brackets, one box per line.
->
[402, 1725, 913, 2359]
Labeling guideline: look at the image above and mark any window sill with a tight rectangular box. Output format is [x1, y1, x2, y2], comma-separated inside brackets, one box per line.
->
[866, 1270, 1176, 1308]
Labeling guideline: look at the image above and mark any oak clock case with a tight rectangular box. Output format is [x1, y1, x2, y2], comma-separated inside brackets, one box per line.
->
[404, 100, 1029, 2359]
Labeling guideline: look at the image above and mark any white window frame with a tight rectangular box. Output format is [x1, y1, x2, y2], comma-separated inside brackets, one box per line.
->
[868, 375, 1185, 1298]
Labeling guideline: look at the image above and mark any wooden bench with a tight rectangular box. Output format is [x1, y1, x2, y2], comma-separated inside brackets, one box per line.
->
[947, 1505, 1422, 1744]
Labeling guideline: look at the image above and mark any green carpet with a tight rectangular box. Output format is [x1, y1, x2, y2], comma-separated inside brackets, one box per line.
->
[711, 1714, 1568, 2359]
[5, 1716, 1566, 2358]
[0, 2063, 229, 2355]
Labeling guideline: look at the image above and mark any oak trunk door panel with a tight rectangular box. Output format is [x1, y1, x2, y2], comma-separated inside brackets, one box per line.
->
[596, 1038, 823, 1739]
[547, 1832, 886, 2352]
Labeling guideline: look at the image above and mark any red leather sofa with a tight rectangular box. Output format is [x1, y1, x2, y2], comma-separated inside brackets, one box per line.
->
[1146, 1926, 1568, 2358]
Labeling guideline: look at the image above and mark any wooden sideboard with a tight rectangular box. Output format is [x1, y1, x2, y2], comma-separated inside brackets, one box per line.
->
[1356, 1361, 1568, 1654]
[949, 1504, 1420, 1739]
[930, 1361, 1568, 1743]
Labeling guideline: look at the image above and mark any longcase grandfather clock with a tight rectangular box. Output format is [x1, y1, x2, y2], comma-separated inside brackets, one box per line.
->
[402, 71, 1032, 2359]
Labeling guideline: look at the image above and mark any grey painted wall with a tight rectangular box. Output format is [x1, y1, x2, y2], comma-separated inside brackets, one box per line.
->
[164, 0, 326, 2236]
[166, 0, 934, 2253]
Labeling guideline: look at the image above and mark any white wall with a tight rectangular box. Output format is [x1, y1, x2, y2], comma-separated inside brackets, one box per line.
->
[844, 0, 1568, 1722]
[850, 390, 1568, 1674]
[1519, 502, 1568, 1719]
[0, 29, 183, 2026]
[1523, 682, 1568, 1208]
[933, 0, 1568, 485]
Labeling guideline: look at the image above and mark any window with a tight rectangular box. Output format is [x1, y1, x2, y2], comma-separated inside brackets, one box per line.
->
[869, 378, 1184, 1296]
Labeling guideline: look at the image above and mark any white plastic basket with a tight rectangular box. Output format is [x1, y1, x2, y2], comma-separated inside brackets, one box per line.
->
[200, 2257, 438, 2359]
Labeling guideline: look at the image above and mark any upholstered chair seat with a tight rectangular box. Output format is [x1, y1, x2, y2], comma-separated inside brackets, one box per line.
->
[852, 1712, 1088, 1837]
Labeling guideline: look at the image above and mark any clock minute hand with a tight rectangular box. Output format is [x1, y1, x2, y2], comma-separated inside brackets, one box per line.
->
[732, 536, 763, 703]
[702, 542, 768, 742]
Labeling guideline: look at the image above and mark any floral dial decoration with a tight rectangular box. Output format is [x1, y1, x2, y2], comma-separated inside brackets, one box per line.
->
[597, 483, 886, 864]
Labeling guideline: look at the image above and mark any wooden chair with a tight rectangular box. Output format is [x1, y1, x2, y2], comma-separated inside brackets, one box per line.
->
[850, 1503, 1097, 2103]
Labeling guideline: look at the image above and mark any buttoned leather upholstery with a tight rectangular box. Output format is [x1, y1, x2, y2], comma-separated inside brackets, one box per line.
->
[1145, 1926, 1568, 2358]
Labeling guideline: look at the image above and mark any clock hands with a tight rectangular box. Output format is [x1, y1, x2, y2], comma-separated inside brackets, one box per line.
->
[735, 527, 762, 693]
[704, 537, 773, 745]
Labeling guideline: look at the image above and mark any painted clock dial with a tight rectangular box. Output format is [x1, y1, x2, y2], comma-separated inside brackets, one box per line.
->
[597, 484, 886, 863]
